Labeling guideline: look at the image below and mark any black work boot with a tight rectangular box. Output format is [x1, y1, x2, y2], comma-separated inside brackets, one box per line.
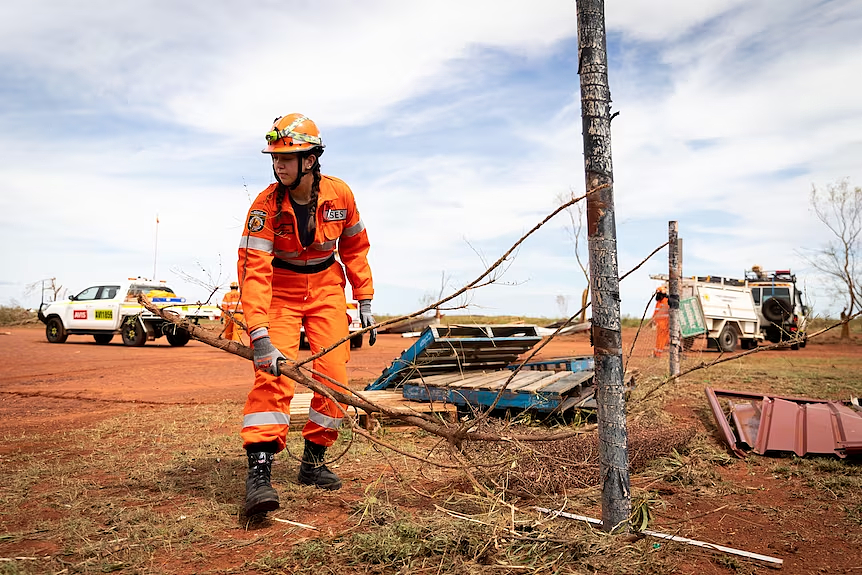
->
[298, 439, 342, 490]
[244, 451, 280, 516]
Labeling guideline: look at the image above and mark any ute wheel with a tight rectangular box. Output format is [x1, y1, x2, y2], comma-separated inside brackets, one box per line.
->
[121, 319, 148, 347]
[93, 334, 113, 345]
[46, 317, 68, 343]
[165, 328, 190, 347]
[717, 324, 738, 353]
[762, 297, 793, 323]
[800, 337, 807, 348]
[350, 333, 364, 349]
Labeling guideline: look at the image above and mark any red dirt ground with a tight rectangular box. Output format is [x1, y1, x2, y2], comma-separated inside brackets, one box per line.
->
[1, 326, 861, 574]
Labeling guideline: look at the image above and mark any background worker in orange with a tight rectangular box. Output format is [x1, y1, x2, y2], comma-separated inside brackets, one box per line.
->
[219, 282, 244, 342]
[237, 113, 376, 516]
[651, 287, 670, 357]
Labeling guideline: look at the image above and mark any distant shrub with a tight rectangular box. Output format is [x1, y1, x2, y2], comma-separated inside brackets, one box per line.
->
[0, 306, 38, 326]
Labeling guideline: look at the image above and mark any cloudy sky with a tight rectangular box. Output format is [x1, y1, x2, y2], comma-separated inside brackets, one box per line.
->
[2, 0, 860, 319]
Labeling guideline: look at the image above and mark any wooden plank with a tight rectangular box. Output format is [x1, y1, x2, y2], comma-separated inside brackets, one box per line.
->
[453, 370, 522, 390]
[517, 371, 573, 393]
[542, 371, 595, 395]
[289, 390, 457, 429]
[443, 371, 507, 389]
[461, 371, 547, 391]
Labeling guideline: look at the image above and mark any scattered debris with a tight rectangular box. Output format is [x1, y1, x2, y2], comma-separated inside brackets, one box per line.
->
[534, 507, 784, 567]
[706, 387, 862, 458]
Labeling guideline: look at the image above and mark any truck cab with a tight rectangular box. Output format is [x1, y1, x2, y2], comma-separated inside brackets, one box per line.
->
[746, 268, 808, 349]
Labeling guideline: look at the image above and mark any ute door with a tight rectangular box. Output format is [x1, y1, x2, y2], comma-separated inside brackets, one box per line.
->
[92, 285, 122, 328]
[68, 286, 102, 329]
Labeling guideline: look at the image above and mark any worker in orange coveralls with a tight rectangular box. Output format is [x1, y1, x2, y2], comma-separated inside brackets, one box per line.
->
[237, 113, 376, 516]
[220, 282, 244, 342]
[651, 287, 670, 357]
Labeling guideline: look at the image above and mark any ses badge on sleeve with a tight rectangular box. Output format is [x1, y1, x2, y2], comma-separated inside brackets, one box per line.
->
[247, 209, 266, 232]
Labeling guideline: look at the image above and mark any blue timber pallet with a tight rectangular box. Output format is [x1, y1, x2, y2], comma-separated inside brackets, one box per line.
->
[364, 324, 543, 391]
[401, 369, 597, 412]
[510, 356, 594, 373]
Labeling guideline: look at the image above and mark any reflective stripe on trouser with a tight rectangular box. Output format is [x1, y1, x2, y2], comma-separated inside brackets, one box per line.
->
[223, 312, 245, 342]
[241, 263, 350, 450]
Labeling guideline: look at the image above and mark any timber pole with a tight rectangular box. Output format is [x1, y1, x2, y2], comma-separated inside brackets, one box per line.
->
[576, 0, 631, 532]
[668, 221, 681, 376]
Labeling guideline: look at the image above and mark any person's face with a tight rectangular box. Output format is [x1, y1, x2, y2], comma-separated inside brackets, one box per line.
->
[271, 153, 316, 183]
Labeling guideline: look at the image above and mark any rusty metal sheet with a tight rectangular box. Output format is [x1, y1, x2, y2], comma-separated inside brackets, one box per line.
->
[705, 387, 862, 458]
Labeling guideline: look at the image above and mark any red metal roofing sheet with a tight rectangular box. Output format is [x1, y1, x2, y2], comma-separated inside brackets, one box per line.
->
[705, 387, 862, 458]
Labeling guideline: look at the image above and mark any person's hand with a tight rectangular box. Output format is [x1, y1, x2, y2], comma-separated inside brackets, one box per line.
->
[250, 327, 286, 375]
[358, 300, 377, 346]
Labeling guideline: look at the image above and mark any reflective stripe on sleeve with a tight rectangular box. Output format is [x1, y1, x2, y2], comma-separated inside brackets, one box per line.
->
[274, 250, 301, 259]
[239, 235, 275, 254]
[307, 408, 342, 430]
[342, 219, 365, 237]
[242, 411, 290, 428]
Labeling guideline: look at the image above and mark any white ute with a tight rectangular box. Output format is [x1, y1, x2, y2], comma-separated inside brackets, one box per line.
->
[38, 278, 220, 347]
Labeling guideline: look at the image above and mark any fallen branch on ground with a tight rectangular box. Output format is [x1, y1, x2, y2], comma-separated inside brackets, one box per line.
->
[138, 294, 593, 446]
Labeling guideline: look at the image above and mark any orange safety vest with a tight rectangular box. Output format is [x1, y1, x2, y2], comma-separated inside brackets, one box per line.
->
[221, 289, 242, 314]
[237, 176, 373, 332]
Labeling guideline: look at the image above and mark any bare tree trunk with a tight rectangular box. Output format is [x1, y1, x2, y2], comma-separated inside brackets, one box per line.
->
[668, 221, 681, 376]
[576, 0, 630, 533]
[841, 309, 850, 339]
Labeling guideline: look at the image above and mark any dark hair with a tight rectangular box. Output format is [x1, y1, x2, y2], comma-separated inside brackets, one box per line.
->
[655, 291, 667, 301]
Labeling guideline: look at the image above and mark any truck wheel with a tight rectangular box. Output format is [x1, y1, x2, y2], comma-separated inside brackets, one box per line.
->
[93, 334, 113, 345]
[121, 319, 147, 347]
[350, 333, 364, 349]
[45, 317, 68, 343]
[166, 328, 191, 347]
[800, 337, 807, 348]
[762, 297, 792, 323]
[717, 324, 738, 353]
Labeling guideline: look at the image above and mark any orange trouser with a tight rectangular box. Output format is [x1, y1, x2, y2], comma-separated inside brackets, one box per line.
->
[223, 312, 245, 342]
[241, 264, 350, 451]
[654, 319, 669, 355]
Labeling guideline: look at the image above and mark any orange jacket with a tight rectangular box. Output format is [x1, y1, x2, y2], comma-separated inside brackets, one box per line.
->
[220, 289, 242, 314]
[237, 176, 373, 332]
[653, 298, 669, 322]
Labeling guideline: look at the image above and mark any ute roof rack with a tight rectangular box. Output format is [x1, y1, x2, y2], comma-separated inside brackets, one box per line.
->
[745, 269, 796, 283]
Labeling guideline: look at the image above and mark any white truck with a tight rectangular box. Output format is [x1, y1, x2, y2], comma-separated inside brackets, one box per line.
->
[653, 275, 764, 352]
[745, 267, 809, 349]
[38, 278, 220, 347]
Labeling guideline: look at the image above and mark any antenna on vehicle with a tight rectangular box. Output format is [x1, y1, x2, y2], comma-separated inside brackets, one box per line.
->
[153, 214, 160, 279]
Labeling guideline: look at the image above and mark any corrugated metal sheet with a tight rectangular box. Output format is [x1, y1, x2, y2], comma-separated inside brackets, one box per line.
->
[705, 387, 862, 458]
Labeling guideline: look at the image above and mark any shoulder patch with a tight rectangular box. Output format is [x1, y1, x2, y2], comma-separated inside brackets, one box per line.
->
[323, 208, 347, 222]
[247, 209, 267, 232]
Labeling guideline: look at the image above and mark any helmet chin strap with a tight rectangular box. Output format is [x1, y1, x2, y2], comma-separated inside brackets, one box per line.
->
[272, 151, 321, 189]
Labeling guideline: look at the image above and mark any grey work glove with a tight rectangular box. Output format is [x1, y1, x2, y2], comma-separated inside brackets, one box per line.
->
[249, 327, 286, 376]
[358, 299, 377, 346]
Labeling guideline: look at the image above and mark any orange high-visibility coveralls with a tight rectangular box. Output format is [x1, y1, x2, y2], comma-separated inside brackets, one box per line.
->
[652, 297, 670, 356]
[238, 176, 372, 450]
[220, 288, 244, 342]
